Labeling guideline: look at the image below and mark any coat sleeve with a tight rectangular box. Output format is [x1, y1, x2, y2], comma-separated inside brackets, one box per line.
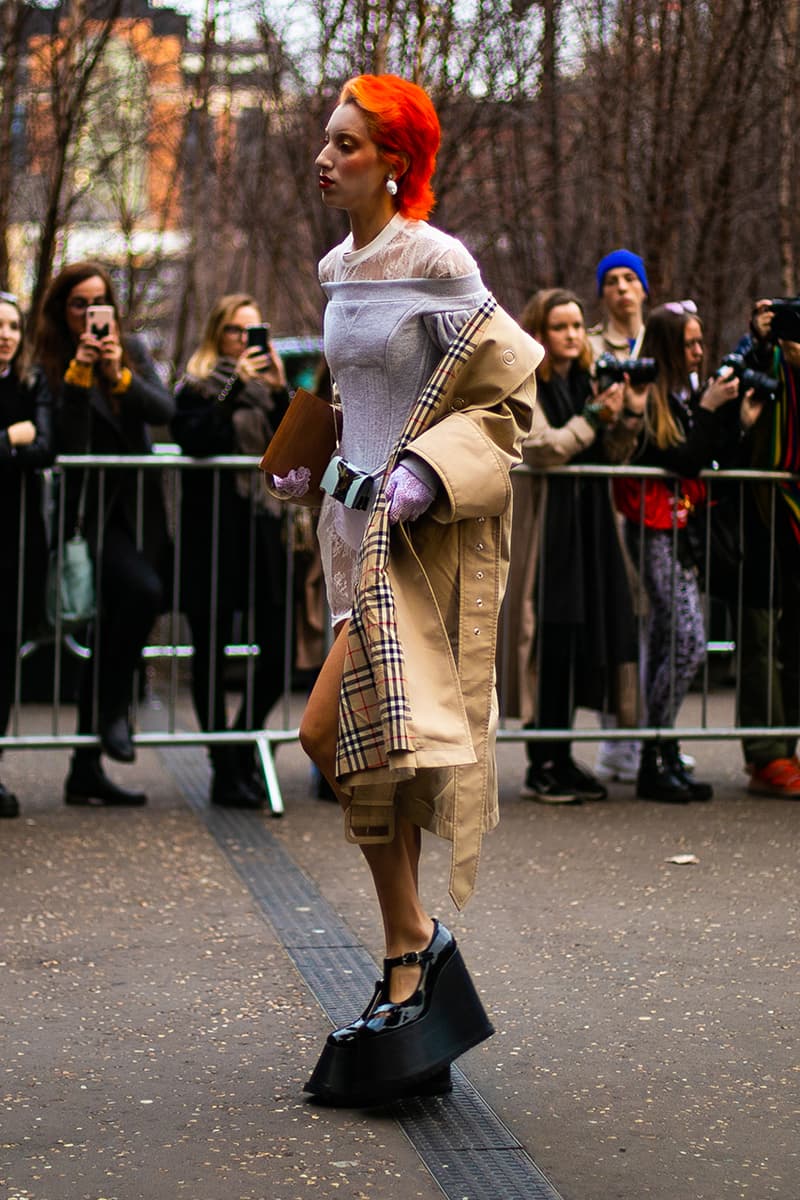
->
[171, 377, 237, 456]
[644, 405, 724, 477]
[405, 374, 537, 522]
[522, 403, 596, 466]
[0, 368, 55, 469]
[122, 335, 175, 426]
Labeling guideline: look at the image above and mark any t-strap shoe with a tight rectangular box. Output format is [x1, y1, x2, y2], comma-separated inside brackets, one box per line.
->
[304, 920, 493, 1106]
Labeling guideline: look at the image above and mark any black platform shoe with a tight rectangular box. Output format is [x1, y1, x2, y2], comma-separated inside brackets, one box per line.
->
[661, 741, 713, 801]
[64, 754, 146, 806]
[304, 920, 493, 1107]
[636, 741, 691, 804]
[0, 782, 20, 818]
[100, 715, 135, 763]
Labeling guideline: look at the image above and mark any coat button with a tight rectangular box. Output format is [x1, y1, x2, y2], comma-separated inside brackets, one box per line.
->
[476, 570, 484, 579]
[453, 396, 465, 409]
[473, 627, 481, 635]
[477, 516, 485, 523]
[476, 598, 483, 607]
[502, 349, 516, 365]
[476, 542, 484, 551]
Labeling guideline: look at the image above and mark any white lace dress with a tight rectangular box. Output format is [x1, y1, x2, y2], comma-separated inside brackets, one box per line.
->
[317, 214, 489, 622]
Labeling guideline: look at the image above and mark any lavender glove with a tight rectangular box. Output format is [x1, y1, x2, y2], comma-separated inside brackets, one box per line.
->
[272, 466, 311, 498]
[384, 463, 436, 525]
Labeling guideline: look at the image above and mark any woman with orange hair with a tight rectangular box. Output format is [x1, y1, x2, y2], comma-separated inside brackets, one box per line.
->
[268, 74, 543, 1105]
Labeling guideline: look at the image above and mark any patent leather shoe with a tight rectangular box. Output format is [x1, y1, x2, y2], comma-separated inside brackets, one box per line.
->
[0, 782, 20, 818]
[304, 919, 494, 1106]
[100, 715, 135, 763]
[65, 756, 146, 806]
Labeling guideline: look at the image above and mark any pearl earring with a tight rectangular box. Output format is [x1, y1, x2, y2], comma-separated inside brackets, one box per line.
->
[385, 174, 398, 196]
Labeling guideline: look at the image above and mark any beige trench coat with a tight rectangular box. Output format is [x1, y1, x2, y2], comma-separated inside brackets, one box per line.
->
[339, 305, 544, 908]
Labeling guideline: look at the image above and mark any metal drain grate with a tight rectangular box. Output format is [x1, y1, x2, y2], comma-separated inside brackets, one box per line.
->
[160, 744, 566, 1200]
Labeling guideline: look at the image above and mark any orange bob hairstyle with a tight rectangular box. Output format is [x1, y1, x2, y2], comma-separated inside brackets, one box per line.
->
[339, 74, 440, 221]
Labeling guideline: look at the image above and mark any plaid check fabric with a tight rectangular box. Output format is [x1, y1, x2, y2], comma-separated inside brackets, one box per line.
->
[336, 294, 498, 780]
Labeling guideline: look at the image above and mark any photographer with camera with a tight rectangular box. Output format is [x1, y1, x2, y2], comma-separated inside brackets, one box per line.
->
[722, 296, 800, 797]
[614, 303, 760, 803]
[506, 288, 640, 804]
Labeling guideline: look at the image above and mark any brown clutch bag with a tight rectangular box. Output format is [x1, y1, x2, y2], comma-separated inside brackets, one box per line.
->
[259, 386, 341, 508]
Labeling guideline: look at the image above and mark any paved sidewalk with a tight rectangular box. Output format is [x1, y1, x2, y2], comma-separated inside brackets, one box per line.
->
[1, 694, 798, 1200]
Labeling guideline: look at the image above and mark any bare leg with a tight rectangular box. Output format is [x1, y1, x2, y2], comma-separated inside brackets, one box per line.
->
[300, 621, 434, 1002]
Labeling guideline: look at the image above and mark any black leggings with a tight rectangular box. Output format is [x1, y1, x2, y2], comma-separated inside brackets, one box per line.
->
[183, 597, 287, 737]
[527, 622, 578, 767]
[77, 524, 164, 736]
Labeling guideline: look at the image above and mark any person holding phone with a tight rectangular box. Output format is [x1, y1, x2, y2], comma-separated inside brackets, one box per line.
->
[0, 290, 54, 817]
[172, 294, 290, 807]
[33, 262, 174, 806]
[267, 75, 542, 1106]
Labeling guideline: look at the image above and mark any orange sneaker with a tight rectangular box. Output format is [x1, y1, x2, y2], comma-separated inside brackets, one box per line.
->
[748, 757, 800, 797]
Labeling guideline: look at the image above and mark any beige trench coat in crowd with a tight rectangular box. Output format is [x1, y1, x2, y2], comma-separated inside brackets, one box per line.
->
[499, 397, 638, 724]
[339, 306, 544, 908]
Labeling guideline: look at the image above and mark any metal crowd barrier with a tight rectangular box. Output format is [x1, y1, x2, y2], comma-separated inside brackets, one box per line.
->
[3, 453, 313, 815]
[498, 462, 800, 750]
[4, 457, 799, 809]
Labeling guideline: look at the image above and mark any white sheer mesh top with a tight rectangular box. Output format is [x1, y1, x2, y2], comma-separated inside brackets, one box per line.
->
[317, 214, 489, 623]
[318, 212, 479, 284]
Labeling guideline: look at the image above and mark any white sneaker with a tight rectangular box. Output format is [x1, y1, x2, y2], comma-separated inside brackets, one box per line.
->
[595, 740, 641, 783]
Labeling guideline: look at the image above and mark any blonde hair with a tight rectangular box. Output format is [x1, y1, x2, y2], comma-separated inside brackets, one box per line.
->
[518, 288, 592, 382]
[186, 293, 260, 379]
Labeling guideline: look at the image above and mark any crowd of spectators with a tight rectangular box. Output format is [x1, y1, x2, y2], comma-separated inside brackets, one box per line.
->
[1, 252, 799, 817]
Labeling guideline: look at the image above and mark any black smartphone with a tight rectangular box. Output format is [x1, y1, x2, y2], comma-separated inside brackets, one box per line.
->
[246, 323, 270, 354]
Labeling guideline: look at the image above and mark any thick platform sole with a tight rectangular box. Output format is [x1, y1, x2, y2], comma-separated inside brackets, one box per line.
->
[306, 1063, 453, 1108]
[304, 944, 494, 1105]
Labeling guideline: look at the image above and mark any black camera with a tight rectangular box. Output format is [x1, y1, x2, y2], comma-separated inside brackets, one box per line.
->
[718, 353, 779, 404]
[768, 297, 800, 342]
[595, 352, 658, 392]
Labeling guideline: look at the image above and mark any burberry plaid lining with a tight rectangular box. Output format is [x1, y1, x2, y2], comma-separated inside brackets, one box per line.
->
[336, 294, 499, 781]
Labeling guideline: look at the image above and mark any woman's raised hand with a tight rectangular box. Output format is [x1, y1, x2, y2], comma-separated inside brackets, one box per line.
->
[237, 343, 287, 390]
[699, 366, 739, 412]
[96, 329, 123, 386]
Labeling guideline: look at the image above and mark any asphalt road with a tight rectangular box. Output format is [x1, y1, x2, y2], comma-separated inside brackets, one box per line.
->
[1, 696, 797, 1200]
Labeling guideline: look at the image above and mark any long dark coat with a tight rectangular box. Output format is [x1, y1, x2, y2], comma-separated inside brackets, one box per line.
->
[0, 366, 54, 634]
[53, 334, 173, 576]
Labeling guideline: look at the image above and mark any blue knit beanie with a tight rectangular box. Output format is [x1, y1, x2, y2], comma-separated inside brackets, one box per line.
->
[596, 249, 649, 296]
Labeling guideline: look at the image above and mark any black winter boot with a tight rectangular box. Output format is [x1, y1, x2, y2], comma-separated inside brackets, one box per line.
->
[636, 741, 692, 804]
[661, 740, 713, 801]
[0, 782, 19, 818]
[210, 747, 264, 809]
[65, 752, 146, 806]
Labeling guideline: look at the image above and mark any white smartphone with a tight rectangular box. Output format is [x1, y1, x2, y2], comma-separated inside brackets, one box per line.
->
[86, 305, 115, 339]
